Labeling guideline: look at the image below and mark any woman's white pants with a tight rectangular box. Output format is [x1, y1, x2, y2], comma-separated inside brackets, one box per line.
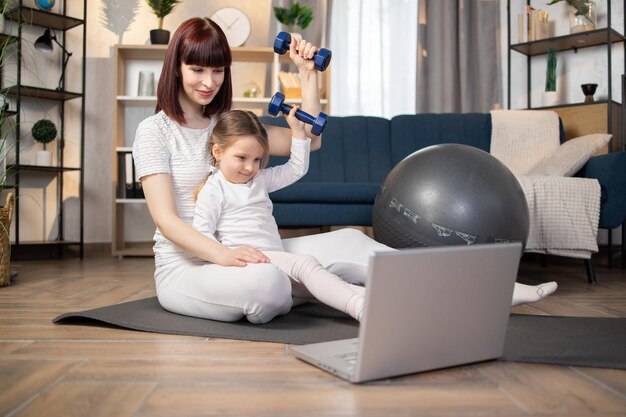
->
[156, 229, 387, 323]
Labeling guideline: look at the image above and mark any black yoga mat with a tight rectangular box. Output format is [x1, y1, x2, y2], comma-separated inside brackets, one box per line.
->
[53, 297, 626, 369]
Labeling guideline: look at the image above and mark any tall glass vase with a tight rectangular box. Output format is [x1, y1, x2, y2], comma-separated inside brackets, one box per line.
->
[570, 1, 597, 34]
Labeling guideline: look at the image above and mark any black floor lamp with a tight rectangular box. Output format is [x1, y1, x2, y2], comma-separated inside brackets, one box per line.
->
[34, 29, 72, 91]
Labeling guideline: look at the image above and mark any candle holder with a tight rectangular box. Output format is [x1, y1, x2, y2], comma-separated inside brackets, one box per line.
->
[581, 83, 598, 103]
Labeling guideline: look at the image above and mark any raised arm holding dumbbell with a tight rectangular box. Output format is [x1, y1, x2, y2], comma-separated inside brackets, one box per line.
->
[274, 32, 332, 71]
[279, 33, 324, 142]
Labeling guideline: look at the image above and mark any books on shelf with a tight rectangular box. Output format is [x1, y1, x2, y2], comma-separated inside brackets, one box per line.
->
[117, 150, 144, 199]
[278, 71, 301, 99]
[518, 6, 549, 43]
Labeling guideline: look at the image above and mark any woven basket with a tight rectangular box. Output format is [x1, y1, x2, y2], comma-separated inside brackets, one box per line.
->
[0, 193, 14, 287]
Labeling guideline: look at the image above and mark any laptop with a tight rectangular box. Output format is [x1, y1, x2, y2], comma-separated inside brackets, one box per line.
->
[291, 242, 522, 383]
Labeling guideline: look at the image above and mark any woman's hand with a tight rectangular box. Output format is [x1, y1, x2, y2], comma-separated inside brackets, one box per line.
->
[288, 33, 319, 73]
[213, 244, 270, 267]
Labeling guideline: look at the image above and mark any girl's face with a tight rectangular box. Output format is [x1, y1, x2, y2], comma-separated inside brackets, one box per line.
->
[213, 136, 265, 184]
[179, 63, 225, 107]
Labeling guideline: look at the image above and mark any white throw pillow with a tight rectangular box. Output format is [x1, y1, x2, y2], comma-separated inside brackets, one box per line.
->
[528, 133, 612, 177]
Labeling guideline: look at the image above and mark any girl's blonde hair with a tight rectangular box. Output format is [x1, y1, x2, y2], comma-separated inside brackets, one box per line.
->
[194, 110, 270, 200]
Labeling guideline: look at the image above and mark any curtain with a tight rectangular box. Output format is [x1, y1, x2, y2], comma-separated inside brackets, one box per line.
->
[417, 0, 502, 113]
[328, 0, 418, 117]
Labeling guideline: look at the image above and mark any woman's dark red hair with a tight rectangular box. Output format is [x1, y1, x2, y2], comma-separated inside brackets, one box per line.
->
[156, 17, 233, 124]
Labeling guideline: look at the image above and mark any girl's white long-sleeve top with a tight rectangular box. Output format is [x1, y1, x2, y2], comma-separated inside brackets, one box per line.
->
[193, 138, 311, 252]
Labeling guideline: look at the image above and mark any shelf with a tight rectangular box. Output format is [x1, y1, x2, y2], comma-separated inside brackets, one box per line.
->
[3, 85, 82, 101]
[6, 1, 87, 261]
[115, 45, 291, 64]
[116, 96, 157, 106]
[1, 110, 17, 118]
[10, 239, 82, 260]
[12, 239, 81, 246]
[511, 28, 626, 56]
[8, 164, 81, 173]
[116, 198, 147, 204]
[116, 96, 329, 106]
[0, 33, 18, 45]
[5, 6, 84, 31]
[531, 99, 620, 111]
[113, 241, 154, 257]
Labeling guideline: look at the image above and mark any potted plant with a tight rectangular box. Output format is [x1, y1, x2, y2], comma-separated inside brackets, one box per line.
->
[273, 0, 314, 32]
[31, 119, 57, 166]
[146, 0, 182, 45]
[543, 48, 558, 106]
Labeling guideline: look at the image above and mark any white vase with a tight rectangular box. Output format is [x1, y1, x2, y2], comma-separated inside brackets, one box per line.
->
[36, 150, 52, 166]
[543, 91, 558, 107]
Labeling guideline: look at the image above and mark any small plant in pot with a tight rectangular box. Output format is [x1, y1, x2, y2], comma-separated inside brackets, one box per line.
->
[543, 48, 558, 106]
[274, 0, 314, 33]
[146, 0, 182, 45]
[31, 119, 57, 166]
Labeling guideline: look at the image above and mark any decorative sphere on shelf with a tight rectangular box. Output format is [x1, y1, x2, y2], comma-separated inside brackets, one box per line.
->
[36, 0, 55, 11]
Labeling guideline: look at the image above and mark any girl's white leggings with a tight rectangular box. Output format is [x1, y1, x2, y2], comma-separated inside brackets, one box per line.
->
[156, 229, 389, 323]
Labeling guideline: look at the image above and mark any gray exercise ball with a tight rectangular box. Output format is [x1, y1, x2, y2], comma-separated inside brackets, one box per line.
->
[373, 144, 529, 249]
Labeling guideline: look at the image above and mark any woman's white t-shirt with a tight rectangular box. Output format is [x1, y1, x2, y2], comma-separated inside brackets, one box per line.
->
[132, 111, 218, 268]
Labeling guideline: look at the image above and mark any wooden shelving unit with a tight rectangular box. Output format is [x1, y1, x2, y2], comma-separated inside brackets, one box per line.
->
[111, 44, 331, 257]
[3, 1, 86, 260]
[507, 1, 625, 152]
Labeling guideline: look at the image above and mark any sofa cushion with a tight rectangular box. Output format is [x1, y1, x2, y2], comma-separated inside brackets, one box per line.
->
[390, 113, 492, 165]
[272, 203, 374, 227]
[270, 183, 380, 204]
[263, 115, 393, 184]
[528, 133, 612, 177]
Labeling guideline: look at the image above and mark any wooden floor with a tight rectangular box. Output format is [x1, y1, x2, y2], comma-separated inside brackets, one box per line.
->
[1, 248, 625, 417]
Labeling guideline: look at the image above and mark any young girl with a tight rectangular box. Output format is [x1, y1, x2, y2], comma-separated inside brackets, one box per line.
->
[192, 109, 365, 321]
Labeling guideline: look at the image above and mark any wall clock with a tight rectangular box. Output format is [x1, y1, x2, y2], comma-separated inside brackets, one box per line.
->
[210, 7, 252, 47]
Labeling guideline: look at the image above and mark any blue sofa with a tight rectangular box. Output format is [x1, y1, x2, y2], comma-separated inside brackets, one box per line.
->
[264, 113, 626, 231]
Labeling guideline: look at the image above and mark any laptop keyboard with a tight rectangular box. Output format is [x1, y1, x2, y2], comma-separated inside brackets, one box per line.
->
[336, 351, 358, 366]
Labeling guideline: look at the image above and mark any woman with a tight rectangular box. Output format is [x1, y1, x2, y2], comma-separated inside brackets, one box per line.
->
[133, 17, 556, 324]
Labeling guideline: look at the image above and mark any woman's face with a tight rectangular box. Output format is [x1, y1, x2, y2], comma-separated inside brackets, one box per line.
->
[179, 62, 225, 107]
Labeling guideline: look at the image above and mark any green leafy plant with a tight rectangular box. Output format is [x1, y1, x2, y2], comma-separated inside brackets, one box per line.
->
[274, 1, 314, 31]
[545, 48, 557, 92]
[547, 0, 590, 16]
[31, 119, 57, 150]
[145, 0, 182, 30]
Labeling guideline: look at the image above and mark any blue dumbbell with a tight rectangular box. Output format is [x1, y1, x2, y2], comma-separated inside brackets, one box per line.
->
[268, 92, 328, 135]
[273, 32, 332, 72]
